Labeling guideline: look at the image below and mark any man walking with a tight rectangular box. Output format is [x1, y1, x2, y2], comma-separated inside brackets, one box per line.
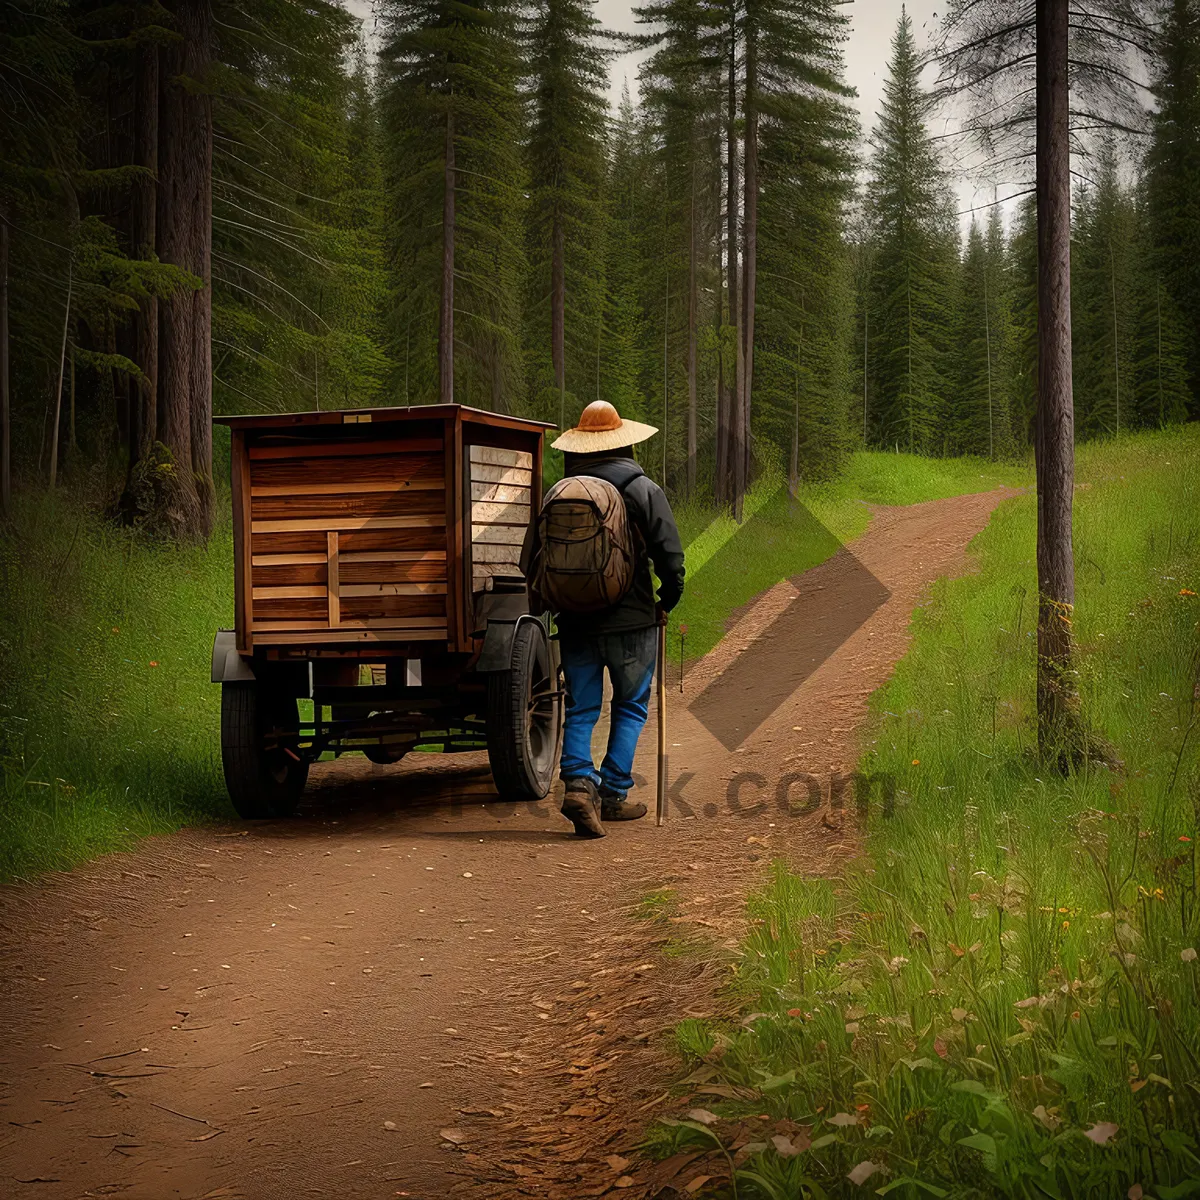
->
[522, 401, 685, 838]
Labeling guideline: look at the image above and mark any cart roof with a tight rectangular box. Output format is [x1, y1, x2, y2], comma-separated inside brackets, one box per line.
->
[213, 403, 556, 434]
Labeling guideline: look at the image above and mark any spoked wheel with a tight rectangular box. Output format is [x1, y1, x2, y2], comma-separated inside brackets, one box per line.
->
[221, 682, 309, 819]
[486, 619, 563, 801]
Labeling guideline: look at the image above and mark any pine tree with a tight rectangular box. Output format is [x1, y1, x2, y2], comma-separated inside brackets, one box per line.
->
[380, 0, 526, 411]
[753, 0, 858, 484]
[1147, 0, 1200, 413]
[523, 0, 610, 431]
[634, 0, 724, 496]
[212, 5, 389, 422]
[953, 222, 994, 455]
[984, 206, 1021, 456]
[951, 213, 1018, 458]
[1129, 181, 1192, 426]
[599, 85, 651, 422]
[1008, 194, 1039, 446]
[865, 8, 958, 454]
[1, 0, 198, 513]
[1071, 143, 1137, 437]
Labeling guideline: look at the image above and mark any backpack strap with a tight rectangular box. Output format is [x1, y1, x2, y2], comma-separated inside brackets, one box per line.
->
[612, 472, 647, 560]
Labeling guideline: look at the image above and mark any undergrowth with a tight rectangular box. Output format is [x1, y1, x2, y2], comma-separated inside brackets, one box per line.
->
[0, 491, 232, 880]
[657, 427, 1200, 1199]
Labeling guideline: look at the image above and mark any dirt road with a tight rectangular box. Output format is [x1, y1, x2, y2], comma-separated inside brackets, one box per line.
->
[0, 489, 1016, 1200]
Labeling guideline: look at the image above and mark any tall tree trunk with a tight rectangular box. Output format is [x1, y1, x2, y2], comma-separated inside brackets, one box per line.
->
[1034, 0, 1079, 757]
[1109, 242, 1120, 434]
[0, 206, 9, 518]
[722, 10, 739, 509]
[440, 106, 455, 407]
[984, 272, 993, 458]
[736, 20, 759, 519]
[158, 0, 214, 539]
[686, 163, 698, 498]
[49, 265, 73, 490]
[790, 326, 803, 494]
[552, 210, 565, 427]
[862, 302, 869, 442]
[662, 203, 669, 484]
[714, 242, 726, 502]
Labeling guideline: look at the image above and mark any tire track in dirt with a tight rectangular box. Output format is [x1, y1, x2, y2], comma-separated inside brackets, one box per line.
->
[0, 488, 1016, 1200]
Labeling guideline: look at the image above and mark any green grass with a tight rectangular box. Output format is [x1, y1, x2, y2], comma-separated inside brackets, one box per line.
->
[0, 493, 233, 880]
[655, 426, 1200, 1198]
[670, 450, 1030, 664]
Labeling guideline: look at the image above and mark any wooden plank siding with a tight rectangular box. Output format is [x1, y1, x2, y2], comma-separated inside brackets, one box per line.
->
[216, 407, 550, 652]
[465, 443, 532, 595]
[245, 430, 449, 644]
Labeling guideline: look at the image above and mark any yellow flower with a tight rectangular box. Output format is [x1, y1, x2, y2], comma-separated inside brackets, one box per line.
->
[912, 759, 921, 766]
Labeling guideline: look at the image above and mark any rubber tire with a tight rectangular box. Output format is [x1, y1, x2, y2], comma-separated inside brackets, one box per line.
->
[221, 682, 309, 819]
[486, 620, 562, 801]
[363, 744, 407, 765]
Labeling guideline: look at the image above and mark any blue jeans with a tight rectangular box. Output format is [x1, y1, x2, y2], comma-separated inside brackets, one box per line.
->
[559, 628, 657, 800]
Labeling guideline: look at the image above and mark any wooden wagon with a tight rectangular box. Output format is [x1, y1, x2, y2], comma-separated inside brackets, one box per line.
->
[210, 404, 562, 819]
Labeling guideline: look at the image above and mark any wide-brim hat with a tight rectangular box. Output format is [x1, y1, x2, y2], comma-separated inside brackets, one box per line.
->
[551, 400, 658, 453]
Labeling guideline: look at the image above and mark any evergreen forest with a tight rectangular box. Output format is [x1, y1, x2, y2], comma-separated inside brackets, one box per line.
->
[1, 0, 1197, 534]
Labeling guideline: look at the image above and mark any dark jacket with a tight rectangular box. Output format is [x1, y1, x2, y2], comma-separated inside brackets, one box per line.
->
[522, 452, 686, 637]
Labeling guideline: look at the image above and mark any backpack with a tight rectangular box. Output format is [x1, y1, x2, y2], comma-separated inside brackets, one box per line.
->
[532, 474, 640, 614]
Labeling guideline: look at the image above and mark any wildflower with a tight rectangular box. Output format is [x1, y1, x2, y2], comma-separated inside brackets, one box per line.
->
[1062, 921, 1070, 930]
[149, 661, 159, 668]
[1180, 589, 1197, 597]
[912, 759, 920, 766]
[1180, 836, 1193, 843]
[111, 627, 120, 634]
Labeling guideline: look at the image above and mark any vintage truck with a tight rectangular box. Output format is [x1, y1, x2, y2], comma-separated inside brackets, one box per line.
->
[210, 404, 562, 818]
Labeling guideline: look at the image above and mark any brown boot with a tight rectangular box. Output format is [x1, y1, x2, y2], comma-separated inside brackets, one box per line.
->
[600, 789, 648, 821]
[561, 778, 605, 838]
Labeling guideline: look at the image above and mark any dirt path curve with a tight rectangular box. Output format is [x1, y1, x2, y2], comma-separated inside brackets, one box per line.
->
[0, 488, 1016, 1200]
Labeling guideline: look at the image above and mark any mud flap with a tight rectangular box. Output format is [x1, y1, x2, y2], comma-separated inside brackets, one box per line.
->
[476, 594, 547, 673]
[211, 629, 256, 683]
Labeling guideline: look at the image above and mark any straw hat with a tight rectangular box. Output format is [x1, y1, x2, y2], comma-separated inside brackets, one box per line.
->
[551, 401, 658, 453]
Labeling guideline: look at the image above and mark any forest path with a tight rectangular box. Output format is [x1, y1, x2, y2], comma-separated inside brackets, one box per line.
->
[0, 487, 1016, 1200]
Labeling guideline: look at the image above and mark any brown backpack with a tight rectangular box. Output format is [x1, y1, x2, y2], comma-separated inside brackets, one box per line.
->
[532, 475, 638, 613]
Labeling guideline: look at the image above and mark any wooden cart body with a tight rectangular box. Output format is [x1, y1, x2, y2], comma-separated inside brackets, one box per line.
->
[217, 404, 550, 660]
[211, 405, 561, 818]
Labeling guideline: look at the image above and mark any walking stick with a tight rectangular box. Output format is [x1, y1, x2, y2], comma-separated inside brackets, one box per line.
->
[656, 616, 667, 826]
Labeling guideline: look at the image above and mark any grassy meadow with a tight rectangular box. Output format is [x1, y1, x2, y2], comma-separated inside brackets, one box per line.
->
[656, 426, 1200, 1198]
